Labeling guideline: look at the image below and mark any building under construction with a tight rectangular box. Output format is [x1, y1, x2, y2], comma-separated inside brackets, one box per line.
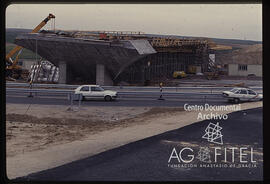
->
[15, 30, 221, 85]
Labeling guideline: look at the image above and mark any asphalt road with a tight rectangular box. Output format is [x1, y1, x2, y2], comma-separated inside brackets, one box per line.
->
[16, 107, 263, 181]
[6, 95, 229, 107]
[6, 85, 262, 107]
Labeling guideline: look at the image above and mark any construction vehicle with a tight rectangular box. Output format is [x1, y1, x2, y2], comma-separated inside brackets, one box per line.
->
[173, 71, 187, 79]
[6, 13, 55, 80]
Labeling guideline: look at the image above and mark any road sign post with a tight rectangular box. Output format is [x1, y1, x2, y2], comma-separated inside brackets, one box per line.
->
[28, 82, 34, 98]
[78, 93, 82, 110]
[158, 82, 165, 100]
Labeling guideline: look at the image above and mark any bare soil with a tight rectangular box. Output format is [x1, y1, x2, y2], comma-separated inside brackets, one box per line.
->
[6, 105, 183, 157]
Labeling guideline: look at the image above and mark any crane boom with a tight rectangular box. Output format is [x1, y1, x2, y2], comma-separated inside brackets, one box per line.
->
[6, 13, 55, 68]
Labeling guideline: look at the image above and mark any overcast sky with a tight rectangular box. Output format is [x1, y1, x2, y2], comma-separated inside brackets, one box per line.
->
[6, 3, 262, 41]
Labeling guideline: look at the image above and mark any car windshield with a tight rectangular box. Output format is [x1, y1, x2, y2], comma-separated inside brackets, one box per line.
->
[230, 88, 239, 93]
[80, 86, 89, 91]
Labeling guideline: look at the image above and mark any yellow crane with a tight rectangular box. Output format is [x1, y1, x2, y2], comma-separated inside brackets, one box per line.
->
[6, 13, 55, 79]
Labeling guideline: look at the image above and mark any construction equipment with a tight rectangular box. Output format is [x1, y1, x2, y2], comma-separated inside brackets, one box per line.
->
[173, 71, 187, 79]
[6, 13, 55, 80]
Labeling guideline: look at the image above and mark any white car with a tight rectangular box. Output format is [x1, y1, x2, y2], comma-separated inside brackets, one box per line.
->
[222, 87, 263, 103]
[74, 85, 118, 101]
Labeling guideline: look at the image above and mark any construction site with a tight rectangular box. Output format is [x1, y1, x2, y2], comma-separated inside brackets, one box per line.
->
[7, 13, 258, 86]
[1, 3, 264, 183]
[5, 8, 263, 181]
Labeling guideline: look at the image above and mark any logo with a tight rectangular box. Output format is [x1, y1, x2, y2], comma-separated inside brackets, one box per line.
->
[202, 122, 223, 145]
[196, 147, 211, 163]
[168, 121, 257, 169]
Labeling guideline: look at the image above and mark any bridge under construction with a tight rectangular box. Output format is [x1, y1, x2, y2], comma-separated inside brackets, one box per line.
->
[15, 30, 226, 85]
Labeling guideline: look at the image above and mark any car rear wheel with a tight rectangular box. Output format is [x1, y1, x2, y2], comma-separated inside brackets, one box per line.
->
[104, 95, 112, 101]
[233, 98, 240, 104]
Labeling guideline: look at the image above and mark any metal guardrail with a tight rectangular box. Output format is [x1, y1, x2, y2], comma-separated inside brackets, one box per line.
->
[6, 82, 78, 89]
[7, 88, 72, 94]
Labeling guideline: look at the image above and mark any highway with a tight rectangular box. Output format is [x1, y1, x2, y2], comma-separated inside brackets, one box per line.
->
[6, 88, 229, 107]
[6, 85, 262, 107]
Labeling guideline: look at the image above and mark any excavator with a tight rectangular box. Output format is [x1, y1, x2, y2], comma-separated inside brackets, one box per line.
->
[6, 13, 55, 80]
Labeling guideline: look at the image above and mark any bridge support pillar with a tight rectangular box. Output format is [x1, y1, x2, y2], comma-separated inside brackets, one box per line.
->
[59, 61, 67, 84]
[96, 64, 113, 86]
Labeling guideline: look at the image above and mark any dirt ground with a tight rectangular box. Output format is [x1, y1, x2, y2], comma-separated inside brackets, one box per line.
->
[6, 104, 184, 157]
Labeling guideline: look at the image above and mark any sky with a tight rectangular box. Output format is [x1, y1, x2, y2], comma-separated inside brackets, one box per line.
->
[5, 3, 262, 41]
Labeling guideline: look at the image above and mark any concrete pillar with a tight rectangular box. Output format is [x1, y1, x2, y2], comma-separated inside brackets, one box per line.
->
[196, 66, 202, 73]
[96, 64, 113, 86]
[58, 61, 67, 84]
